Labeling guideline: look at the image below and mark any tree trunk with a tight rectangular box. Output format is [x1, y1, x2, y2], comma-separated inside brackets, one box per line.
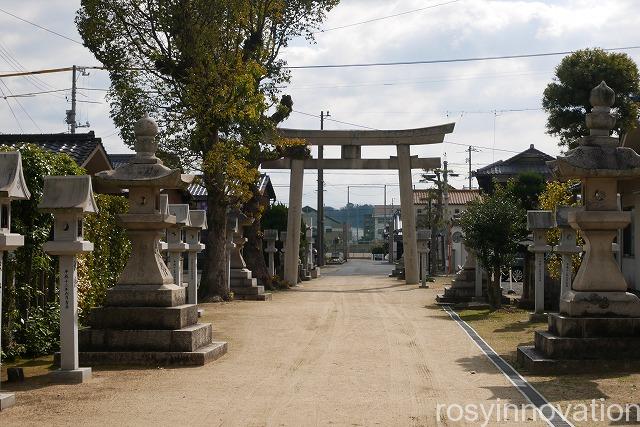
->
[199, 182, 231, 301]
[243, 192, 271, 289]
[489, 266, 503, 309]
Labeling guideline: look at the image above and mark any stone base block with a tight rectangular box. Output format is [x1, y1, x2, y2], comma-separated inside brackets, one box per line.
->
[549, 313, 640, 338]
[534, 330, 640, 359]
[230, 277, 258, 288]
[529, 312, 549, 323]
[80, 323, 213, 352]
[89, 304, 198, 330]
[106, 285, 186, 307]
[0, 392, 16, 411]
[560, 291, 640, 317]
[49, 367, 92, 384]
[76, 341, 228, 366]
[311, 268, 319, 279]
[517, 345, 639, 374]
[230, 269, 252, 279]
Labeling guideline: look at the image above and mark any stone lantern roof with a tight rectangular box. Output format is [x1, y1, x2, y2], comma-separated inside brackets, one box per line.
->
[0, 151, 30, 200]
[95, 114, 194, 189]
[39, 175, 98, 214]
[168, 204, 191, 227]
[548, 81, 640, 179]
[187, 210, 207, 230]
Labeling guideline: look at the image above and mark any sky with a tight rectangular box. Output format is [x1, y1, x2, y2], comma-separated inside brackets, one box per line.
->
[1, 0, 639, 209]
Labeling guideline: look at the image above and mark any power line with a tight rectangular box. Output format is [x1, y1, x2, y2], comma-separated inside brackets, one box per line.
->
[0, 85, 23, 132]
[314, 0, 460, 34]
[292, 110, 378, 130]
[0, 79, 41, 131]
[0, 7, 84, 45]
[285, 45, 640, 69]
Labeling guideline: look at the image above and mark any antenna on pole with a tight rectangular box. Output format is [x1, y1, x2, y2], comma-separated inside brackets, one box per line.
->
[66, 65, 91, 134]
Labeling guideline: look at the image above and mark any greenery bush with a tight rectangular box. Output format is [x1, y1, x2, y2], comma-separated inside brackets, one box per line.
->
[0, 144, 130, 360]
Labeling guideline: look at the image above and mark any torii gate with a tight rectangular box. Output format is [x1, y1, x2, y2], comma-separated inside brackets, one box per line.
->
[262, 123, 455, 285]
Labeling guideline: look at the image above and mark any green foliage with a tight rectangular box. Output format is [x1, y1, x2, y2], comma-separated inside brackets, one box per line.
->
[18, 301, 61, 357]
[460, 184, 528, 307]
[371, 245, 386, 255]
[543, 48, 640, 149]
[538, 179, 582, 279]
[78, 194, 130, 320]
[506, 172, 546, 210]
[262, 203, 288, 231]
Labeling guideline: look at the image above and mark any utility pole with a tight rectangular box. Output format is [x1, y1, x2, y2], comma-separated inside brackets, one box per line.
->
[442, 160, 459, 273]
[317, 110, 329, 266]
[345, 185, 350, 261]
[66, 65, 90, 134]
[467, 146, 479, 189]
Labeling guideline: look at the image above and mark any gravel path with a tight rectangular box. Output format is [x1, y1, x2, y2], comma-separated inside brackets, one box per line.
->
[2, 260, 544, 426]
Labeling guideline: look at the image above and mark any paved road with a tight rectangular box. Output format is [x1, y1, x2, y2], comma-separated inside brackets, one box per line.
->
[3, 260, 543, 426]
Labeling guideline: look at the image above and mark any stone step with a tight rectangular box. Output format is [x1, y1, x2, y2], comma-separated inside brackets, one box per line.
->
[232, 285, 265, 295]
[534, 330, 640, 359]
[230, 269, 252, 279]
[517, 345, 640, 374]
[235, 292, 272, 301]
[435, 294, 473, 304]
[105, 285, 186, 307]
[74, 341, 228, 367]
[89, 304, 198, 330]
[79, 323, 213, 352]
[549, 313, 640, 338]
[230, 277, 257, 288]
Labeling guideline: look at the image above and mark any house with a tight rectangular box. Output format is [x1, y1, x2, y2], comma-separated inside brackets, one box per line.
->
[0, 131, 113, 175]
[371, 204, 400, 241]
[620, 127, 640, 290]
[473, 144, 554, 193]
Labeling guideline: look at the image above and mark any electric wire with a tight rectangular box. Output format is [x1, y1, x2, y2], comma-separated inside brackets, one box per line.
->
[0, 7, 84, 45]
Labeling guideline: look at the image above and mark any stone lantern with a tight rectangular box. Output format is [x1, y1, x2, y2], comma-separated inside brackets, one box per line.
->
[0, 151, 30, 411]
[228, 210, 271, 300]
[78, 114, 227, 365]
[526, 210, 553, 320]
[553, 207, 582, 298]
[167, 204, 190, 288]
[518, 82, 640, 372]
[184, 209, 207, 306]
[40, 175, 97, 383]
[416, 229, 430, 289]
[263, 229, 278, 277]
[279, 231, 287, 278]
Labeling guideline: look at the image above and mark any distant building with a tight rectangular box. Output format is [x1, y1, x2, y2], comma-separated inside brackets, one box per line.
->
[302, 206, 344, 253]
[371, 204, 400, 241]
[473, 144, 554, 193]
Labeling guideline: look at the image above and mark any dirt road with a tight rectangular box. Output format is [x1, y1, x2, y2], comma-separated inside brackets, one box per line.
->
[2, 260, 543, 426]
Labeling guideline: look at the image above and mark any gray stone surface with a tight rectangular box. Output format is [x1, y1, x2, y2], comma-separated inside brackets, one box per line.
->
[49, 367, 92, 384]
[0, 392, 16, 411]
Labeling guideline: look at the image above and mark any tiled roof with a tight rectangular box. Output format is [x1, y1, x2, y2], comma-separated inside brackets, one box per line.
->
[373, 204, 400, 216]
[108, 153, 136, 168]
[0, 131, 105, 166]
[413, 189, 481, 205]
[474, 144, 554, 177]
[187, 173, 275, 200]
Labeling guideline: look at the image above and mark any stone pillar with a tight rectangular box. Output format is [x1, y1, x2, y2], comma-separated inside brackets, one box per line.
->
[397, 145, 419, 284]
[285, 159, 304, 286]
[554, 207, 582, 298]
[0, 151, 29, 410]
[263, 229, 278, 276]
[184, 210, 206, 306]
[417, 229, 430, 289]
[226, 214, 238, 294]
[635, 192, 640, 291]
[527, 211, 553, 318]
[167, 204, 190, 288]
[279, 231, 287, 277]
[40, 176, 96, 383]
[475, 257, 483, 298]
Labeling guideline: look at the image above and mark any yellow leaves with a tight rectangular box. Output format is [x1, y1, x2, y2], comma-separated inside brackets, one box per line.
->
[203, 141, 259, 205]
[539, 179, 580, 211]
[275, 137, 310, 160]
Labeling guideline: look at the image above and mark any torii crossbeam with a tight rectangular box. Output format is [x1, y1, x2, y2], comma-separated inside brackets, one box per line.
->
[262, 123, 455, 286]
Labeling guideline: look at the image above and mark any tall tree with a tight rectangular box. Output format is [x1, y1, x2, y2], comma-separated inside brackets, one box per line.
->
[542, 48, 640, 149]
[76, 0, 338, 300]
[460, 184, 527, 308]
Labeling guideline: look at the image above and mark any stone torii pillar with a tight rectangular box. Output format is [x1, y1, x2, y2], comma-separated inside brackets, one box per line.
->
[263, 229, 278, 276]
[185, 210, 207, 306]
[284, 159, 304, 286]
[527, 210, 553, 320]
[397, 145, 420, 284]
[0, 152, 30, 411]
[417, 229, 430, 288]
[41, 175, 97, 383]
[554, 207, 582, 298]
